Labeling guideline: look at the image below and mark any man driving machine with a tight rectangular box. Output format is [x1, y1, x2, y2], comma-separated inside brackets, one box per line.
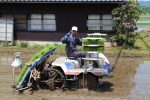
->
[61, 26, 86, 58]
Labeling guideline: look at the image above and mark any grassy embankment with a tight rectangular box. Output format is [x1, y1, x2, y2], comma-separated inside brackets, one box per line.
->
[106, 30, 150, 54]
[137, 13, 150, 25]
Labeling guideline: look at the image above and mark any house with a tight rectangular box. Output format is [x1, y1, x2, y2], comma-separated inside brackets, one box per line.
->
[0, 0, 127, 45]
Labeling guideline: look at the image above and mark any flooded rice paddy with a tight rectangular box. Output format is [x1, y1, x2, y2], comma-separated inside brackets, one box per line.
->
[0, 55, 150, 100]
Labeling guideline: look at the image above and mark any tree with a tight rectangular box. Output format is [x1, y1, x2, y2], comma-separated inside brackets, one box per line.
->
[111, 0, 146, 47]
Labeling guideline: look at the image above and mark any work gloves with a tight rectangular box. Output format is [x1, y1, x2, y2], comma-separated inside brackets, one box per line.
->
[64, 31, 72, 38]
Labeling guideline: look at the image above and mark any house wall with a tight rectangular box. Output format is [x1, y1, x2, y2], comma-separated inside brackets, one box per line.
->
[0, 3, 118, 42]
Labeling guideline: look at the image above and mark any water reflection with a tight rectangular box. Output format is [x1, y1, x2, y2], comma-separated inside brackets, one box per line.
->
[135, 24, 150, 32]
[128, 61, 150, 99]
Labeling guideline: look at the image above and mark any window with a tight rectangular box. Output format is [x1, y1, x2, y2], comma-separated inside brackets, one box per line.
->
[14, 14, 27, 29]
[28, 14, 56, 31]
[87, 14, 114, 31]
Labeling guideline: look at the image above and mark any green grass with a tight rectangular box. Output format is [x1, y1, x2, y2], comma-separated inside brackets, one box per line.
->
[105, 30, 150, 54]
[138, 18, 150, 21]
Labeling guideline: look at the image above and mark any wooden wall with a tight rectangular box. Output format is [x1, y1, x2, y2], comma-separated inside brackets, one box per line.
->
[0, 3, 118, 41]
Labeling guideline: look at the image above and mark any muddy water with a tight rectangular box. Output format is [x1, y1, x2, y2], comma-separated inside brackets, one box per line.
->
[0, 55, 150, 100]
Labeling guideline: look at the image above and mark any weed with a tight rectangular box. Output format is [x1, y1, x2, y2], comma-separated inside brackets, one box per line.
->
[17, 41, 29, 48]
[2, 41, 9, 47]
[27, 45, 36, 49]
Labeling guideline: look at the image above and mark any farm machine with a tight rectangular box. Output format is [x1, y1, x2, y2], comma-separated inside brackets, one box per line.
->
[11, 46, 113, 93]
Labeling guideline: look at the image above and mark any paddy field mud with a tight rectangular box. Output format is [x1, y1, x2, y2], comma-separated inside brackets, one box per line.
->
[0, 54, 150, 100]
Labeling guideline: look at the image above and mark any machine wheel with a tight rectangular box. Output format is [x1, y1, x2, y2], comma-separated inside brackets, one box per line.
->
[42, 69, 66, 90]
[77, 73, 98, 90]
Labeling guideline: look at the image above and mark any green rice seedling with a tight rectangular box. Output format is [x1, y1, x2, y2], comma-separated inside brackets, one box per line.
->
[16, 64, 29, 82]
[17, 45, 56, 82]
[77, 45, 82, 50]
[89, 39, 98, 44]
[98, 47, 104, 51]
[82, 39, 89, 45]
[47, 44, 55, 50]
[101, 35, 107, 38]
[89, 47, 98, 51]
[88, 35, 93, 37]
[39, 49, 47, 55]
[94, 35, 100, 38]
[30, 52, 41, 62]
[82, 46, 89, 51]
[98, 39, 105, 44]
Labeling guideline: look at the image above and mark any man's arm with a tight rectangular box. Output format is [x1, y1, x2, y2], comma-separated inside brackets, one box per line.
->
[61, 31, 71, 44]
[61, 37, 68, 44]
[77, 37, 82, 46]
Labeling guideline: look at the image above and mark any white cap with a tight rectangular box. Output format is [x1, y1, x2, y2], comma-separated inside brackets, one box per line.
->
[71, 26, 78, 31]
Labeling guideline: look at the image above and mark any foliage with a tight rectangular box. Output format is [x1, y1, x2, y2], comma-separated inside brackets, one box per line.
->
[111, 0, 146, 47]
[139, 6, 150, 14]
[2, 41, 9, 47]
[17, 41, 29, 48]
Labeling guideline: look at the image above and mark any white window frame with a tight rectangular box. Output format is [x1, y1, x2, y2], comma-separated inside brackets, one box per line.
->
[87, 14, 114, 31]
[28, 14, 56, 31]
